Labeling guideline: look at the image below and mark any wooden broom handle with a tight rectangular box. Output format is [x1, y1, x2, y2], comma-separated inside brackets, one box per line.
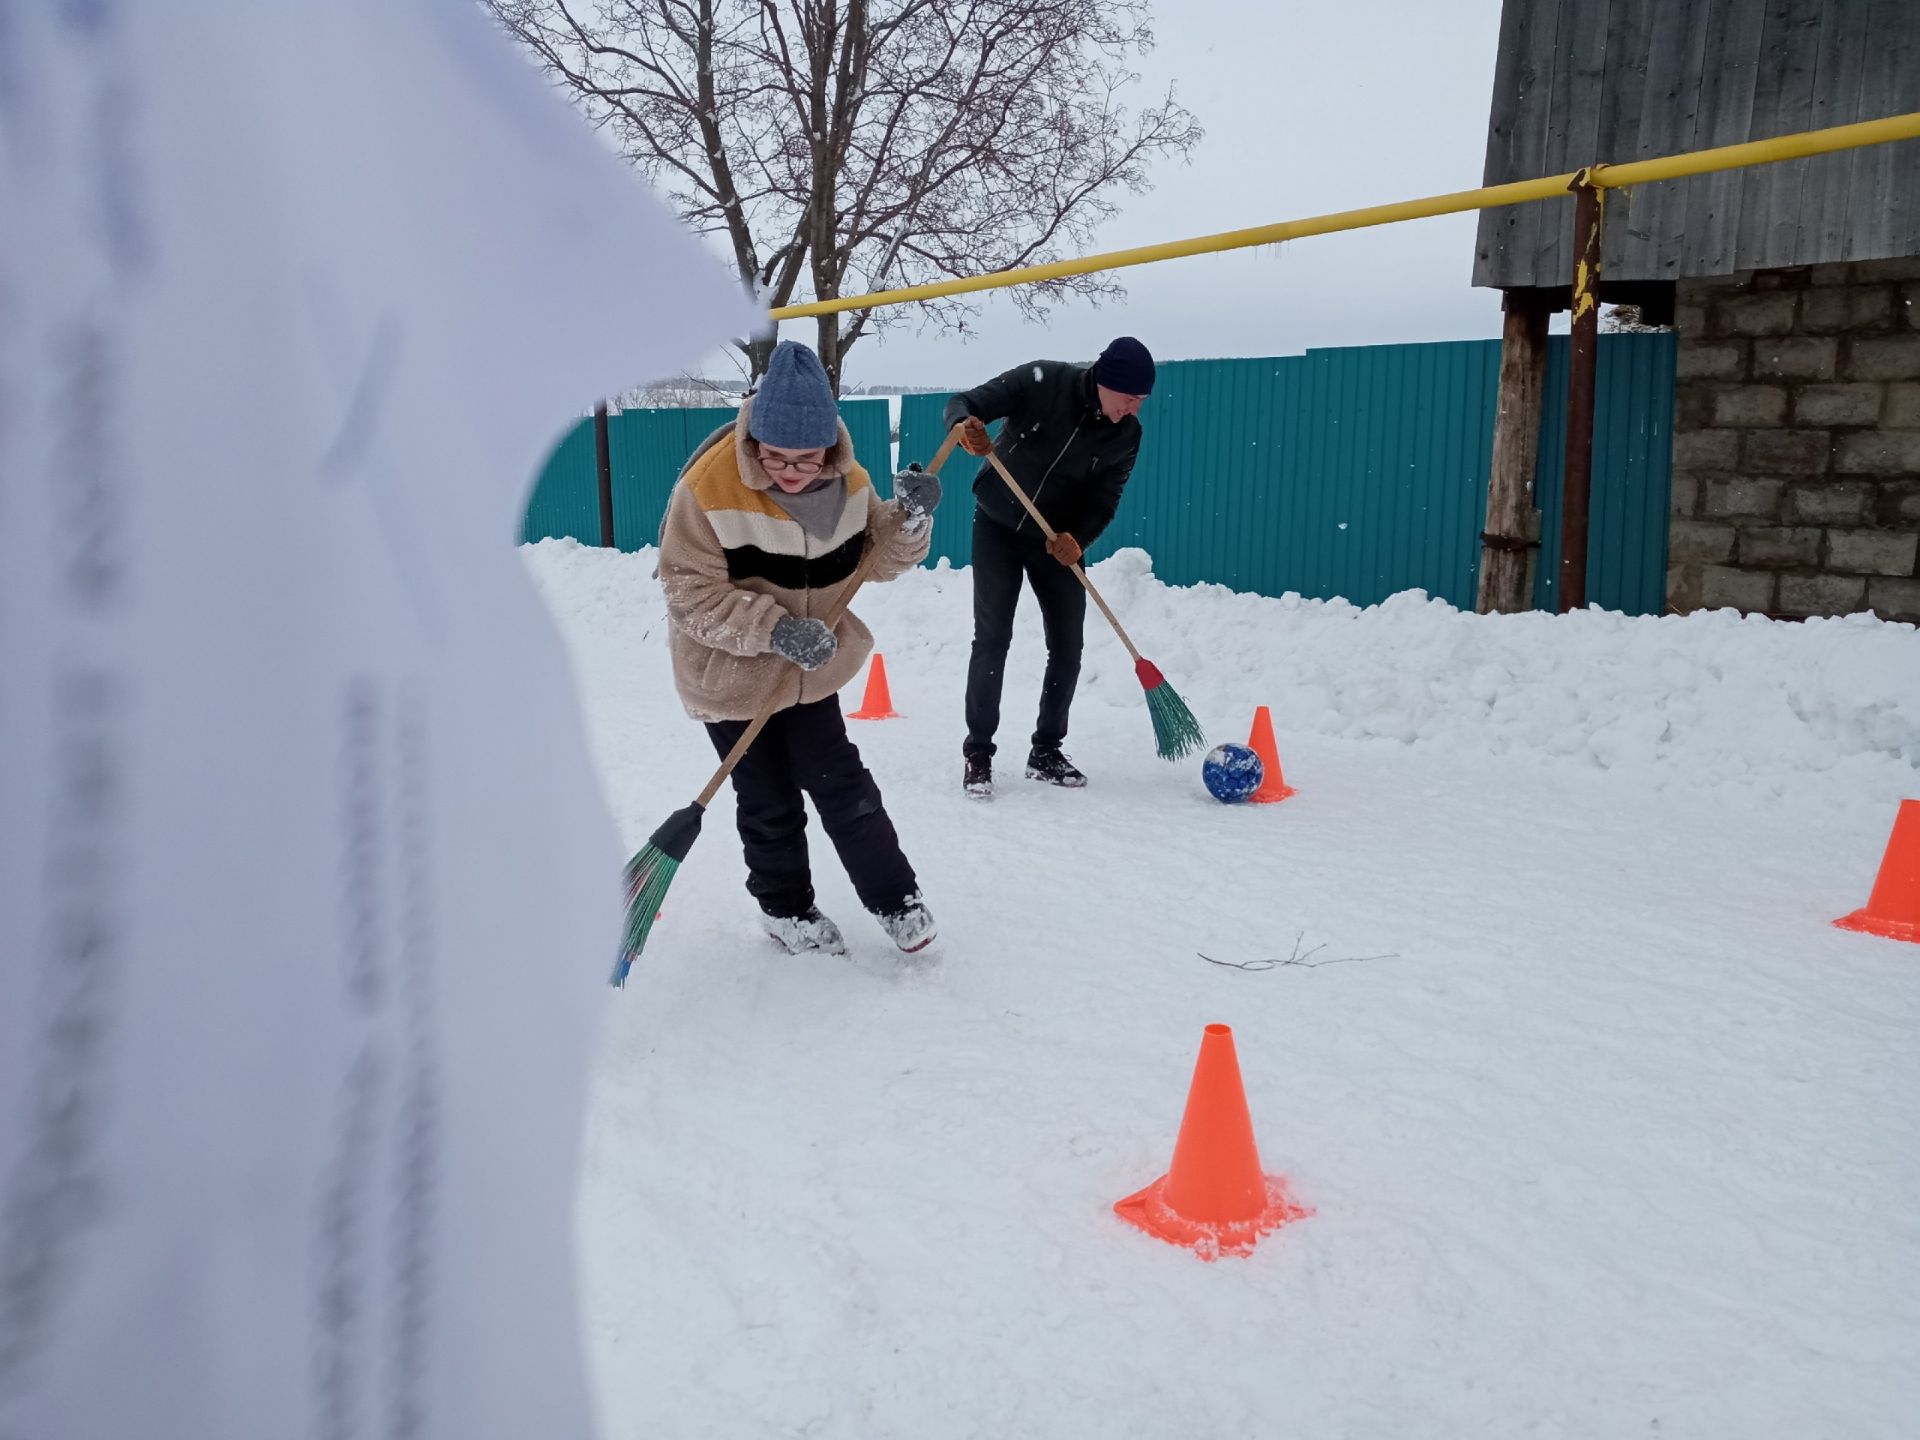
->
[977, 444, 1143, 663]
[695, 424, 964, 808]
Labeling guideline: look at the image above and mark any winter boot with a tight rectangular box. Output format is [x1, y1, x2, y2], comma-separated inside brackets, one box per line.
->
[872, 895, 938, 954]
[1025, 746, 1087, 788]
[963, 753, 993, 799]
[761, 906, 848, 956]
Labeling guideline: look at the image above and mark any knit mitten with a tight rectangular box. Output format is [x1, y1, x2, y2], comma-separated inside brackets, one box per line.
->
[893, 465, 942, 518]
[769, 615, 838, 670]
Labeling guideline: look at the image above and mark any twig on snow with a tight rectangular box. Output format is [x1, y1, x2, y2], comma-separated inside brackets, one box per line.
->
[1198, 930, 1402, 973]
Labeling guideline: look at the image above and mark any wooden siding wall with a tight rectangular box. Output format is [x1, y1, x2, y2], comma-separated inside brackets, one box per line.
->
[1474, 0, 1920, 288]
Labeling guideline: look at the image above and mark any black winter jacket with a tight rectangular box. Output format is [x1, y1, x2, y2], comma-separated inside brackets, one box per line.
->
[943, 361, 1142, 547]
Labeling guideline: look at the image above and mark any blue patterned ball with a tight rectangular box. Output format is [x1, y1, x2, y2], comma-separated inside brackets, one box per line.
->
[1201, 743, 1264, 803]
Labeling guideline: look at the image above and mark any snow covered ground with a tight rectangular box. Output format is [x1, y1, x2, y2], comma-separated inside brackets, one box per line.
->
[525, 538, 1920, 1440]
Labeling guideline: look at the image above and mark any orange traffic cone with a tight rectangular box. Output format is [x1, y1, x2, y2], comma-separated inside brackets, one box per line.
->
[1835, 799, 1920, 944]
[846, 653, 900, 720]
[1246, 706, 1296, 803]
[1114, 1024, 1309, 1260]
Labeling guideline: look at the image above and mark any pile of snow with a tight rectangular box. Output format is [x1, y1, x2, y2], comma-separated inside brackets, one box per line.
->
[1095, 549, 1919, 788]
[530, 539, 1919, 798]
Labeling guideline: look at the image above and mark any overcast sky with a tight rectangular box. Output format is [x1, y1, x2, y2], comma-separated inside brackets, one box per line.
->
[800, 0, 1512, 390]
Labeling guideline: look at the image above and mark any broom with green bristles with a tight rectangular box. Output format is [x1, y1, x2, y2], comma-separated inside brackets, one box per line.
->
[613, 426, 964, 986]
[978, 443, 1205, 764]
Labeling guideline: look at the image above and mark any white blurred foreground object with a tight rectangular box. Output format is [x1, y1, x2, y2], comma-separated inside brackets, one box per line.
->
[0, 4, 754, 1437]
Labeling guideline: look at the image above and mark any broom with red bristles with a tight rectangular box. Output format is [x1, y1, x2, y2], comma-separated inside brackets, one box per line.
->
[977, 443, 1204, 764]
[613, 426, 963, 986]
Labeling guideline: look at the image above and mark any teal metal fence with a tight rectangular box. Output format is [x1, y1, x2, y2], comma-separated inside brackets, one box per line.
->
[908, 343, 1504, 608]
[521, 398, 895, 551]
[902, 334, 1675, 614]
[1532, 336, 1676, 613]
[521, 410, 604, 547]
[522, 335, 1677, 614]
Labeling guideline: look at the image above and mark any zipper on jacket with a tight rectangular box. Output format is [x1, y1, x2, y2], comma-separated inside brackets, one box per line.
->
[1018, 425, 1081, 534]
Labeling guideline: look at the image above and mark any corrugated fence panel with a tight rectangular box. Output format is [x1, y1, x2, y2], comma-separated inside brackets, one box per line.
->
[899, 393, 982, 567]
[1532, 331, 1677, 614]
[520, 413, 601, 544]
[900, 348, 1510, 609]
[529, 337, 1676, 613]
[608, 405, 733, 551]
[839, 398, 894, 496]
[1279, 343, 1501, 608]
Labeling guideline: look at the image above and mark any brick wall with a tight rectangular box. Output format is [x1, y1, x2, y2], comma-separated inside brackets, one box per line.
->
[1665, 257, 1920, 622]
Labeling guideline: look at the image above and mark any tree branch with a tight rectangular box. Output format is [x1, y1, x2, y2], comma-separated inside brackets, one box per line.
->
[484, 0, 1201, 385]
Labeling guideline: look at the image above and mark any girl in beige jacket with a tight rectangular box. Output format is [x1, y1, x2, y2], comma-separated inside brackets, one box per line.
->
[657, 341, 940, 954]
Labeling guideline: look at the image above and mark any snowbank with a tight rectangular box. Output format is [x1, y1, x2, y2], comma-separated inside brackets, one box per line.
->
[527, 538, 1920, 795]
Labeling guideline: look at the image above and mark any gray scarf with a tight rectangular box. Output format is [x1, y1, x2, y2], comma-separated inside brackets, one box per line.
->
[769, 470, 849, 539]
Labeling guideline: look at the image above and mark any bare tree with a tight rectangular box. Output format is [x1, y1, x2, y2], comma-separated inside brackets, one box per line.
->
[485, 0, 1201, 391]
[614, 371, 746, 408]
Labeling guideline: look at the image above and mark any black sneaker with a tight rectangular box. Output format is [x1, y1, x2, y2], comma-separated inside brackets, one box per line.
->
[963, 753, 993, 799]
[1025, 747, 1087, 788]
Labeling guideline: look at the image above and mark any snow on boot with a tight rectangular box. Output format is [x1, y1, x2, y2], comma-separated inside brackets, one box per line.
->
[761, 907, 848, 956]
[963, 754, 993, 799]
[1025, 746, 1087, 788]
[873, 896, 938, 954]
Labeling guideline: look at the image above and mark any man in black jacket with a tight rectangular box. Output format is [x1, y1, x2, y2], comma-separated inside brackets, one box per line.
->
[943, 336, 1154, 797]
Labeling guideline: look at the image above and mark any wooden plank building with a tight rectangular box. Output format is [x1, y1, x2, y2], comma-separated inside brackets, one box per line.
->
[1471, 0, 1920, 620]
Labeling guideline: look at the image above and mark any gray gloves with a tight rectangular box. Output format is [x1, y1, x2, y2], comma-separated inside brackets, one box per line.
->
[893, 465, 941, 518]
[769, 614, 838, 670]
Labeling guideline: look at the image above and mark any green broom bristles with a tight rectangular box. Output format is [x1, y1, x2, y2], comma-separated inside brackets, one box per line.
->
[1146, 682, 1207, 761]
[610, 803, 706, 988]
[612, 849, 678, 986]
[1135, 658, 1205, 762]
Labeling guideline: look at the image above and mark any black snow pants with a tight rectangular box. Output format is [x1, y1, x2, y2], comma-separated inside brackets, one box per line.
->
[705, 695, 918, 919]
[963, 507, 1088, 761]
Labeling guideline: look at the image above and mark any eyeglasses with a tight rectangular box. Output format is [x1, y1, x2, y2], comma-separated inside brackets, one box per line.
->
[758, 448, 825, 477]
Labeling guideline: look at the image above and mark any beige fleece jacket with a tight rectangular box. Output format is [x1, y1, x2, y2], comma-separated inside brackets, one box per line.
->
[657, 399, 929, 722]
